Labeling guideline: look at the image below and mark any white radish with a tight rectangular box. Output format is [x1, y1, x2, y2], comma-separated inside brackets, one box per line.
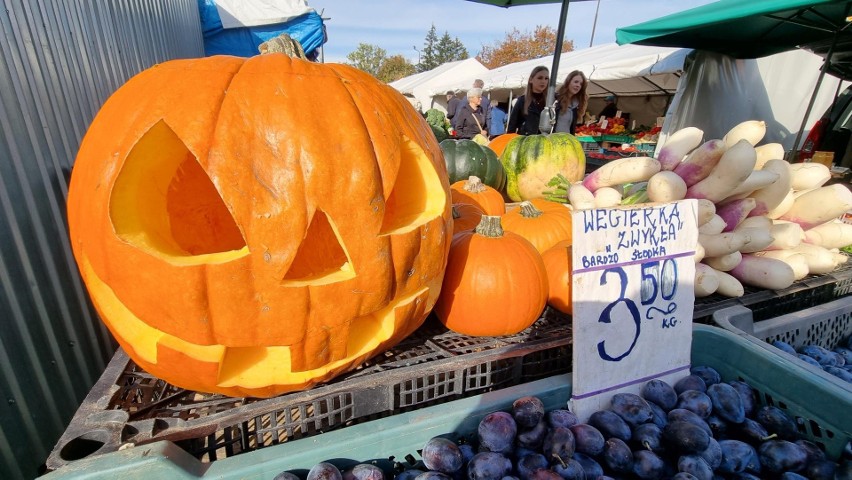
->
[722, 169, 780, 201]
[582, 157, 661, 192]
[672, 139, 727, 186]
[594, 187, 623, 208]
[699, 231, 750, 257]
[834, 252, 849, 266]
[748, 159, 791, 217]
[694, 242, 706, 263]
[754, 143, 785, 169]
[804, 220, 852, 249]
[791, 243, 838, 274]
[716, 198, 756, 232]
[729, 254, 795, 290]
[703, 251, 742, 271]
[723, 120, 766, 148]
[780, 184, 852, 230]
[766, 222, 805, 250]
[695, 263, 720, 297]
[737, 227, 775, 253]
[685, 140, 756, 203]
[568, 182, 595, 210]
[736, 215, 772, 231]
[647, 171, 687, 202]
[755, 250, 809, 280]
[697, 199, 716, 226]
[657, 127, 704, 171]
[766, 189, 795, 219]
[789, 162, 831, 191]
[698, 215, 727, 235]
[712, 268, 745, 297]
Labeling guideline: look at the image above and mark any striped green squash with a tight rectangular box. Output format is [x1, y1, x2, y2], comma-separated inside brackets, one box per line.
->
[439, 139, 506, 192]
[500, 133, 586, 202]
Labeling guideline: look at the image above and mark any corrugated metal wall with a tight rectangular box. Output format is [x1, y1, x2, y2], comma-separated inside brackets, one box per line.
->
[0, 1, 203, 478]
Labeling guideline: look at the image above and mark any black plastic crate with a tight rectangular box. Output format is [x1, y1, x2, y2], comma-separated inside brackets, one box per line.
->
[45, 309, 572, 471]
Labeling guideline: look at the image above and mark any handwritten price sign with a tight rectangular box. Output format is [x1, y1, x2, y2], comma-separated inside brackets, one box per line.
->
[570, 200, 698, 420]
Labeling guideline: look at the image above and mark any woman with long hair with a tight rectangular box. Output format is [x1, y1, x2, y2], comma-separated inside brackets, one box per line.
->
[507, 66, 550, 135]
[554, 70, 588, 135]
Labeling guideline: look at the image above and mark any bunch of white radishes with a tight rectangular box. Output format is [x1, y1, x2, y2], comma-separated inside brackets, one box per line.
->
[569, 120, 852, 298]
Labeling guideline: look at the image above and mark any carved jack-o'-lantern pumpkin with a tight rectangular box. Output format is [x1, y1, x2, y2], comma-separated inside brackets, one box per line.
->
[67, 55, 452, 398]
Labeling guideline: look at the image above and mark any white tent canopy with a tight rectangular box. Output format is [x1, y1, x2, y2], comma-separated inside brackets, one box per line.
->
[389, 58, 488, 114]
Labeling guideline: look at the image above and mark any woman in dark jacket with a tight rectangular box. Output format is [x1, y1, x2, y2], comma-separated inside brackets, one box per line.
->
[507, 66, 550, 135]
[455, 88, 489, 139]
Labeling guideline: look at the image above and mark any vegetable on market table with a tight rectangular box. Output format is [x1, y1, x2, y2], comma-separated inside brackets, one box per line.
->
[582, 156, 661, 192]
[685, 139, 757, 203]
[501, 199, 572, 254]
[594, 186, 623, 208]
[695, 262, 720, 297]
[698, 215, 726, 235]
[716, 198, 756, 232]
[699, 231, 750, 258]
[439, 138, 506, 191]
[541, 240, 573, 315]
[766, 189, 795, 219]
[500, 132, 585, 202]
[754, 250, 809, 280]
[747, 159, 791, 217]
[766, 222, 805, 250]
[753, 142, 785, 169]
[694, 242, 706, 263]
[722, 120, 766, 148]
[805, 220, 852, 249]
[696, 199, 716, 226]
[703, 251, 742, 272]
[672, 138, 726, 186]
[722, 169, 780, 201]
[736, 227, 775, 254]
[779, 183, 852, 230]
[647, 170, 687, 203]
[450, 175, 506, 216]
[451, 202, 485, 235]
[656, 126, 704, 171]
[729, 254, 796, 290]
[736, 215, 772, 231]
[712, 267, 745, 297]
[789, 162, 832, 191]
[567, 181, 596, 210]
[791, 243, 841, 275]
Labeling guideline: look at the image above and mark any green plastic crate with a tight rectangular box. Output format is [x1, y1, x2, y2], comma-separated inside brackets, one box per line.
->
[40, 325, 852, 479]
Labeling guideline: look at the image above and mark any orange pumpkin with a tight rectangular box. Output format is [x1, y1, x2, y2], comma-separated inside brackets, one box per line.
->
[435, 216, 548, 336]
[501, 199, 573, 253]
[450, 176, 506, 216]
[66, 54, 453, 397]
[488, 133, 519, 157]
[542, 240, 573, 315]
[452, 203, 485, 235]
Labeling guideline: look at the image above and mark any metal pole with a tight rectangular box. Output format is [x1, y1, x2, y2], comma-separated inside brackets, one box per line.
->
[788, 30, 840, 161]
[589, 0, 601, 47]
[539, 0, 570, 133]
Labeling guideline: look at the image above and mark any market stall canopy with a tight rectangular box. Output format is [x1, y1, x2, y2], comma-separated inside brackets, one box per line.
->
[427, 43, 690, 99]
[615, 0, 852, 77]
[389, 58, 489, 112]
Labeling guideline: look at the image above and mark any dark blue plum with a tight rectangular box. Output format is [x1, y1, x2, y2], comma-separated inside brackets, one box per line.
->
[671, 474, 699, 480]
[806, 459, 838, 480]
[675, 391, 713, 418]
[632, 450, 666, 480]
[778, 473, 808, 480]
[674, 375, 707, 394]
[641, 379, 678, 411]
[512, 396, 545, 429]
[697, 437, 722, 470]
[772, 340, 797, 355]
[707, 382, 745, 423]
[273, 472, 301, 480]
[758, 440, 808, 473]
[610, 393, 654, 427]
[835, 347, 852, 365]
[799, 345, 838, 366]
[690, 366, 721, 386]
[632, 422, 664, 453]
[677, 455, 713, 480]
[572, 452, 604, 479]
[526, 470, 561, 480]
[589, 409, 632, 441]
[543, 426, 575, 463]
[666, 409, 712, 436]
[755, 406, 798, 440]
[393, 469, 424, 480]
[517, 420, 548, 450]
[825, 365, 852, 382]
[477, 412, 517, 455]
[798, 354, 822, 367]
[663, 421, 711, 455]
[550, 458, 585, 480]
[717, 440, 759, 475]
[727, 381, 757, 417]
[421, 437, 463, 473]
[736, 418, 772, 444]
[344, 464, 384, 480]
[602, 437, 633, 474]
[569, 423, 605, 456]
[705, 414, 727, 438]
[458, 444, 475, 464]
[308, 462, 344, 480]
[413, 472, 450, 480]
[546, 409, 579, 429]
[467, 452, 511, 480]
[516, 453, 549, 480]
[795, 439, 826, 463]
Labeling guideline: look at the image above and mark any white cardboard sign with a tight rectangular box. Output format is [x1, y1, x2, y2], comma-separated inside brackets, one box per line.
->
[570, 200, 698, 420]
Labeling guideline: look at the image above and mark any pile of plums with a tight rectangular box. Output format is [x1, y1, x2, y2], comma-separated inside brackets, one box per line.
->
[772, 336, 852, 384]
[273, 365, 852, 480]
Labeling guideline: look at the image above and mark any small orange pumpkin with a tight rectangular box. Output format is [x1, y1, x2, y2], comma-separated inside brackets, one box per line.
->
[452, 203, 485, 235]
[501, 199, 573, 253]
[488, 133, 519, 157]
[435, 215, 548, 336]
[541, 240, 573, 315]
[450, 176, 506, 216]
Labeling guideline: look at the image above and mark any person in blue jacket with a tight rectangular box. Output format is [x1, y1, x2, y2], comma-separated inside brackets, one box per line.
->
[489, 100, 507, 139]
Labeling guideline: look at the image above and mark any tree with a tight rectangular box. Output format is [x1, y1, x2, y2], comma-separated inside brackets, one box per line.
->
[418, 24, 440, 72]
[477, 26, 574, 69]
[436, 32, 469, 65]
[346, 43, 387, 76]
[378, 55, 416, 83]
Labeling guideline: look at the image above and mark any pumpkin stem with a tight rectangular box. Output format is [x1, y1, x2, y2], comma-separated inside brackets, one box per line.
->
[518, 201, 543, 218]
[259, 33, 308, 59]
[474, 215, 504, 238]
[463, 176, 486, 193]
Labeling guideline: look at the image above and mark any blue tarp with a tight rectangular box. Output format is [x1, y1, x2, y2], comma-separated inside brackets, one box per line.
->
[198, 0, 326, 59]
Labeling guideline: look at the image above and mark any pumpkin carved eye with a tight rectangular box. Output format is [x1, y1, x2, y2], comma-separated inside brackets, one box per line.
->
[110, 120, 248, 264]
[379, 136, 445, 235]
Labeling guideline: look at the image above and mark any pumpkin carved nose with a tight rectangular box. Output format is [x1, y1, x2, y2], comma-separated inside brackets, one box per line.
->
[110, 120, 248, 264]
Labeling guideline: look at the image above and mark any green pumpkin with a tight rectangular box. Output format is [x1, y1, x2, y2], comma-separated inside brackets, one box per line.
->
[500, 133, 586, 202]
[430, 124, 449, 143]
[439, 139, 506, 192]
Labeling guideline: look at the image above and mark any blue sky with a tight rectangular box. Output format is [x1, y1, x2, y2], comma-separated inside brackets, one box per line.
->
[309, 0, 716, 64]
